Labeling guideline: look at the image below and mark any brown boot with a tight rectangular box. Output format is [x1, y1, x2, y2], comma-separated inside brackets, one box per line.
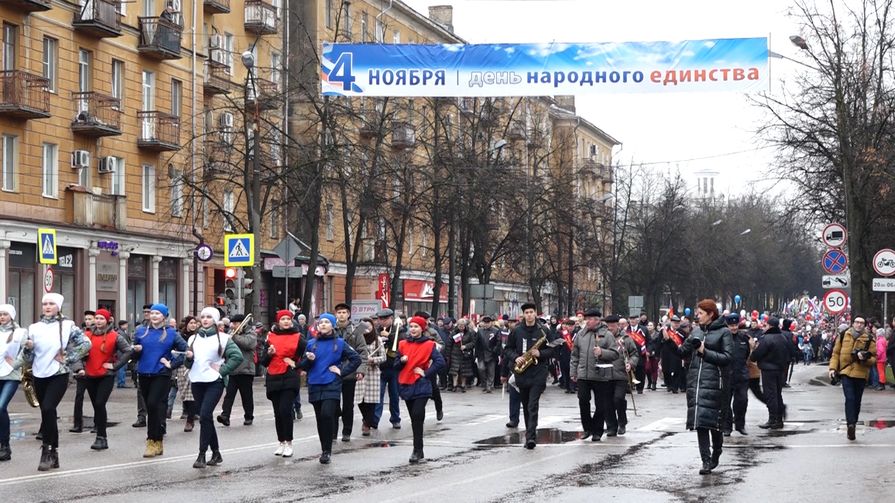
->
[143, 439, 156, 458]
[155, 439, 164, 456]
[184, 419, 194, 432]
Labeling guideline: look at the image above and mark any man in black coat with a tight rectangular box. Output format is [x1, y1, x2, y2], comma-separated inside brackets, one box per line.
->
[723, 314, 751, 436]
[504, 303, 558, 449]
[750, 317, 798, 429]
[661, 316, 686, 393]
[475, 316, 501, 393]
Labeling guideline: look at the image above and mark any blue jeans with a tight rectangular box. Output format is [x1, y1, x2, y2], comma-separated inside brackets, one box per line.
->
[0, 380, 20, 445]
[841, 375, 866, 425]
[374, 369, 400, 426]
[116, 366, 127, 387]
[508, 385, 521, 425]
[869, 366, 879, 388]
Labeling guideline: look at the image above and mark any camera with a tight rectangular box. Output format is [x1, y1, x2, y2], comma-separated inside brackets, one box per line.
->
[830, 373, 840, 385]
[851, 349, 869, 361]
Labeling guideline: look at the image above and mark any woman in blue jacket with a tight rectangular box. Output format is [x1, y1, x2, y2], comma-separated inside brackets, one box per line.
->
[301, 313, 361, 464]
[132, 303, 187, 458]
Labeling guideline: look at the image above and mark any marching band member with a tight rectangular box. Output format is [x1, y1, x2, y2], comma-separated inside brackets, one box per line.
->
[0, 304, 26, 462]
[186, 307, 243, 468]
[262, 310, 306, 457]
[355, 320, 384, 436]
[22, 293, 91, 471]
[396, 316, 445, 463]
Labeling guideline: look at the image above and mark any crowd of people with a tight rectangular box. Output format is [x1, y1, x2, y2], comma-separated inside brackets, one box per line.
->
[0, 295, 892, 475]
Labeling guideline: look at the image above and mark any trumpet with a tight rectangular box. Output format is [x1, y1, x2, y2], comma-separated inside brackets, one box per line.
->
[230, 313, 253, 336]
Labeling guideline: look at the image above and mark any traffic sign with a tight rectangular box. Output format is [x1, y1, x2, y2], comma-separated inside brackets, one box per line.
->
[822, 249, 848, 274]
[822, 274, 849, 289]
[821, 223, 847, 248]
[872, 278, 895, 292]
[37, 228, 57, 265]
[43, 267, 54, 293]
[224, 234, 254, 267]
[873, 248, 895, 277]
[822, 289, 849, 314]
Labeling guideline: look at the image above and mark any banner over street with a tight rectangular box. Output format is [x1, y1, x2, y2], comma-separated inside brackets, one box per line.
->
[322, 38, 768, 97]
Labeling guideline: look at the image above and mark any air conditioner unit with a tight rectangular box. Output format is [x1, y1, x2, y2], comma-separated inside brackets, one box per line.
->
[71, 150, 90, 169]
[209, 34, 222, 49]
[219, 112, 234, 128]
[98, 156, 115, 174]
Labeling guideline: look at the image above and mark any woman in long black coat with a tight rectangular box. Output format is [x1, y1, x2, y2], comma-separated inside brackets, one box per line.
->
[679, 299, 733, 475]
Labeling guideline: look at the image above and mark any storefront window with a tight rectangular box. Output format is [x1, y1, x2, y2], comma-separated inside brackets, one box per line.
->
[8, 242, 36, 325]
[53, 247, 77, 320]
[127, 255, 148, 325]
[159, 257, 178, 320]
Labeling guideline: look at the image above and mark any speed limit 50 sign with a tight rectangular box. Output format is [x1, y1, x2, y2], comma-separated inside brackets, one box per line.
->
[822, 289, 849, 315]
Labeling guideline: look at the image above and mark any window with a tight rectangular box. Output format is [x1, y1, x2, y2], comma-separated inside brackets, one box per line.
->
[142, 164, 156, 213]
[224, 33, 234, 73]
[42, 37, 57, 92]
[201, 196, 209, 228]
[142, 0, 155, 17]
[219, 111, 234, 144]
[375, 19, 383, 42]
[269, 200, 279, 238]
[326, 203, 334, 241]
[78, 161, 90, 187]
[223, 190, 234, 231]
[111, 59, 124, 106]
[343, 1, 351, 34]
[41, 143, 58, 198]
[2, 134, 17, 191]
[361, 12, 368, 42]
[141, 70, 155, 111]
[272, 0, 282, 18]
[169, 166, 183, 217]
[325, 0, 333, 29]
[171, 79, 182, 117]
[109, 157, 125, 196]
[2, 24, 16, 71]
[271, 52, 282, 91]
[78, 49, 91, 92]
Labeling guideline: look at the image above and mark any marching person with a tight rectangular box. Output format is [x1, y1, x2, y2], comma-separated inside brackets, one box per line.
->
[607, 315, 640, 435]
[0, 304, 26, 462]
[623, 317, 648, 394]
[356, 319, 384, 436]
[504, 302, 558, 449]
[80, 308, 132, 450]
[22, 293, 91, 471]
[448, 318, 476, 392]
[132, 304, 187, 458]
[750, 318, 796, 430]
[373, 308, 402, 429]
[217, 314, 257, 427]
[300, 313, 361, 464]
[723, 313, 751, 436]
[132, 304, 153, 428]
[557, 319, 576, 394]
[661, 316, 687, 393]
[570, 309, 618, 442]
[186, 307, 243, 468]
[262, 310, 306, 457]
[501, 317, 522, 429]
[678, 300, 732, 475]
[828, 315, 877, 441]
[176, 316, 199, 432]
[70, 310, 96, 433]
[475, 316, 501, 394]
[396, 316, 445, 463]
[644, 320, 661, 391]
[332, 303, 369, 442]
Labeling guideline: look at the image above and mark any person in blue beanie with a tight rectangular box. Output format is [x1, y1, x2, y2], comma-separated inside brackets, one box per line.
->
[301, 313, 361, 464]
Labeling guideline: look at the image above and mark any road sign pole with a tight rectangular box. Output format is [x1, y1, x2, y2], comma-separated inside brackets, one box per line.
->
[885, 292, 889, 324]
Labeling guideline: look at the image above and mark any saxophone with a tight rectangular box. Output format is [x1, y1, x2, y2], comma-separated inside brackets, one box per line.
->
[513, 335, 547, 374]
[21, 364, 39, 408]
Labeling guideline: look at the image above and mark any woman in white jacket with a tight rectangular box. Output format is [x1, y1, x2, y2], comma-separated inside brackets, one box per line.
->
[0, 303, 27, 462]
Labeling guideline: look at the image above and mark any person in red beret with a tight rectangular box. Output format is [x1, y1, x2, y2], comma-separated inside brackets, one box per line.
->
[260, 310, 307, 458]
[396, 316, 445, 463]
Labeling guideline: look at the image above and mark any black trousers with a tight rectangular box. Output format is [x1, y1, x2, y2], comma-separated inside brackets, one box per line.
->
[558, 351, 572, 391]
[726, 380, 749, 431]
[139, 374, 171, 441]
[72, 377, 87, 427]
[761, 370, 785, 423]
[84, 375, 115, 438]
[268, 387, 298, 442]
[697, 427, 723, 463]
[405, 397, 428, 452]
[192, 380, 224, 454]
[748, 377, 767, 404]
[519, 381, 546, 443]
[312, 399, 339, 453]
[428, 375, 443, 414]
[34, 374, 68, 448]
[577, 380, 613, 435]
[358, 402, 376, 427]
[662, 358, 685, 391]
[612, 380, 629, 428]
[334, 379, 357, 436]
[134, 370, 146, 421]
[220, 374, 254, 420]
[634, 363, 646, 393]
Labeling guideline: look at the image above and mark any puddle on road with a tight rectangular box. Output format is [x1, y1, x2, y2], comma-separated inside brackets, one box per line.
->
[362, 441, 401, 448]
[764, 429, 812, 437]
[864, 419, 895, 429]
[474, 428, 584, 445]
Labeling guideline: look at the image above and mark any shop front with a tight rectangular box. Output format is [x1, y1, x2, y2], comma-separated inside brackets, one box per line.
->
[7, 242, 36, 326]
[402, 278, 448, 318]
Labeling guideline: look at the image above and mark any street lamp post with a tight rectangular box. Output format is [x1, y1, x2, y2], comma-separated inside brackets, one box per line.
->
[242, 50, 263, 318]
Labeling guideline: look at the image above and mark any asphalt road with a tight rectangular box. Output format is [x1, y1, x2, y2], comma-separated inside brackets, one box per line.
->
[2, 364, 894, 502]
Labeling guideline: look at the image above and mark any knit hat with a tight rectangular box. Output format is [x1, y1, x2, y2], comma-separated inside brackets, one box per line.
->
[200, 306, 221, 323]
[0, 303, 16, 321]
[276, 310, 293, 322]
[408, 316, 428, 330]
[95, 308, 113, 321]
[150, 303, 169, 318]
[318, 312, 337, 326]
[42, 292, 64, 311]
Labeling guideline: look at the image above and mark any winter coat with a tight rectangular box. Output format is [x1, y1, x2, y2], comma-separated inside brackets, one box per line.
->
[611, 333, 641, 381]
[333, 321, 370, 381]
[728, 330, 751, 384]
[504, 322, 557, 387]
[230, 327, 258, 376]
[877, 337, 888, 364]
[829, 328, 877, 380]
[356, 337, 385, 405]
[0, 322, 27, 381]
[660, 327, 684, 371]
[133, 324, 187, 376]
[448, 327, 476, 377]
[750, 327, 797, 371]
[23, 316, 91, 378]
[475, 326, 501, 363]
[679, 317, 733, 431]
[300, 332, 361, 402]
[569, 323, 619, 382]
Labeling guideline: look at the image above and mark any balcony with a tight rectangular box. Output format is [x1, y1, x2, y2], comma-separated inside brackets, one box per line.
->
[67, 185, 127, 231]
[0, 70, 50, 119]
[578, 157, 604, 173]
[203, 62, 232, 95]
[71, 92, 121, 137]
[391, 122, 416, 149]
[138, 17, 183, 60]
[244, 0, 277, 35]
[203, 0, 230, 15]
[2, 0, 52, 13]
[137, 111, 180, 151]
[357, 112, 379, 139]
[245, 76, 280, 111]
[73, 0, 122, 38]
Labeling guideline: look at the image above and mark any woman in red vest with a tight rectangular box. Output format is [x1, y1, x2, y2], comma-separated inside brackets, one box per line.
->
[261, 310, 307, 458]
[396, 316, 445, 464]
[81, 309, 132, 450]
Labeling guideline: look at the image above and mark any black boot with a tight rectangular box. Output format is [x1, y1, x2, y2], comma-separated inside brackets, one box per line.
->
[699, 461, 713, 474]
[319, 451, 331, 464]
[37, 445, 52, 471]
[216, 414, 230, 427]
[90, 436, 109, 450]
[207, 451, 223, 466]
[50, 447, 59, 468]
[409, 450, 422, 464]
[710, 450, 721, 470]
[69, 424, 83, 433]
[0, 444, 10, 461]
[192, 452, 206, 469]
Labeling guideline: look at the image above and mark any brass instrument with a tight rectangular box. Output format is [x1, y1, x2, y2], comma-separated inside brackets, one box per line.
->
[385, 318, 402, 359]
[229, 313, 253, 336]
[513, 335, 547, 374]
[617, 335, 640, 416]
[21, 364, 39, 408]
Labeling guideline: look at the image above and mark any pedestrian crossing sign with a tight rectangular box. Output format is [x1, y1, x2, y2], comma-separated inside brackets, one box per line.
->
[37, 228, 57, 265]
[224, 234, 254, 267]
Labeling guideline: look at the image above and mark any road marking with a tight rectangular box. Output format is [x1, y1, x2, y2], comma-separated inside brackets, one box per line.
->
[0, 434, 318, 486]
[464, 414, 504, 426]
[638, 417, 684, 431]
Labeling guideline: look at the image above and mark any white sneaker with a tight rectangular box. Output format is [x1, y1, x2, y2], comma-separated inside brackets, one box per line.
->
[274, 442, 285, 456]
[282, 443, 293, 458]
